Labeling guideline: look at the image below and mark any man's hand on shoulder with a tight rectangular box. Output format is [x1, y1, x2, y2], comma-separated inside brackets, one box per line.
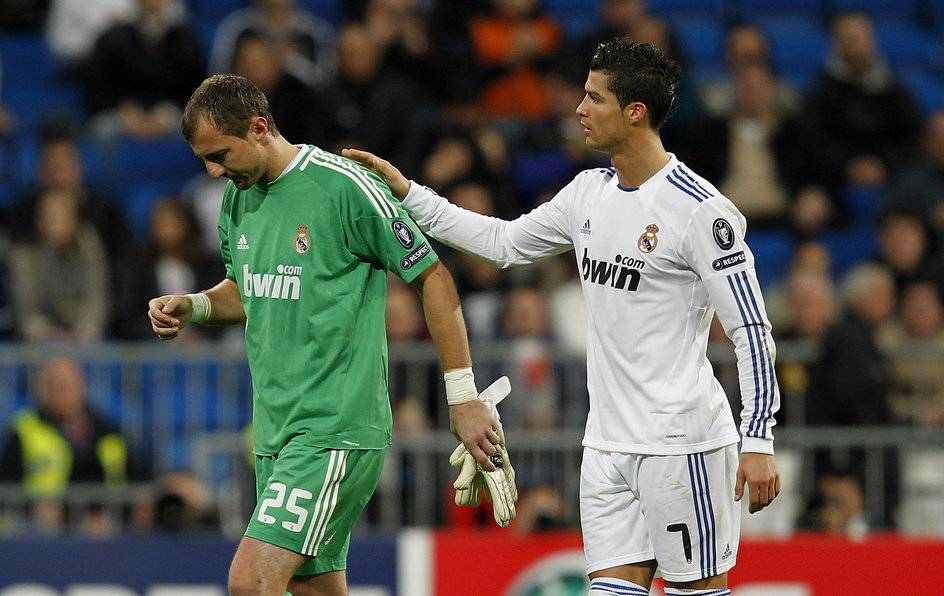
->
[342, 148, 410, 199]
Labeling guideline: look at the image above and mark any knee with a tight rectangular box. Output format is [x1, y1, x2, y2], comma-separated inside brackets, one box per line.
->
[228, 565, 264, 596]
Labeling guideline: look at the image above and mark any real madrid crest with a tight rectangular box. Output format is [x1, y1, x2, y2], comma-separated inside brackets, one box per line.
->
[294, 224, 310, 254]
[637, 223, 659, 253]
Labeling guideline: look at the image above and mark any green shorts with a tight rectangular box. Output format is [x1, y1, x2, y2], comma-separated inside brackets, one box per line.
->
[246, 439, 386, 576]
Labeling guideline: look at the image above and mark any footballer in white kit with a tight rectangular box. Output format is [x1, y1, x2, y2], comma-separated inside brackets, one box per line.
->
[345, 38, 780, 595]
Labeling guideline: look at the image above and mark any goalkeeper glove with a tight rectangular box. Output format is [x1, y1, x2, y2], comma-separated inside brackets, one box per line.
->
[449, 376, 517, 527]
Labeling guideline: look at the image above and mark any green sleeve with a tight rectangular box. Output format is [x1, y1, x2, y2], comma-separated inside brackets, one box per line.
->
[218, 184, 236, 281]
[342, 184, 439, 283]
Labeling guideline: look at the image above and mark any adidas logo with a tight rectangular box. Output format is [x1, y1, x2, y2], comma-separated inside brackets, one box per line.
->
[581, 219, 591, 235]
[721, 543, 732, 560]
[237, 234, 249, 250]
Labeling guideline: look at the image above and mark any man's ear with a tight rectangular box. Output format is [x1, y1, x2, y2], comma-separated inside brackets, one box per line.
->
[625, 101, 648, 124]
[249, 116, 269, 140]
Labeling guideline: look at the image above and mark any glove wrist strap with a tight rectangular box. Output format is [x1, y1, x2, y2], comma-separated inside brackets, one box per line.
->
[444, 367, 477, 405]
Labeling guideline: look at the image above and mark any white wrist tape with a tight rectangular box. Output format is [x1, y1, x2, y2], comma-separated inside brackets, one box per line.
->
[444, 367, 477, 406]
[187, 292, 212, 324]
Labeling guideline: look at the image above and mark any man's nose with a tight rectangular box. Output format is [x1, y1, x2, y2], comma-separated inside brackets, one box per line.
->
[205, 162, 225, 178]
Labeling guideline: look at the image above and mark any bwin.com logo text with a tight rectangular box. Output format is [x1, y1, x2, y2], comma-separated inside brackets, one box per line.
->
[581, 248, 643, 291]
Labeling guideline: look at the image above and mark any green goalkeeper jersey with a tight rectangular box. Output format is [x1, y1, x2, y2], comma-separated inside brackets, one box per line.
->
[218, 145, 439, 455]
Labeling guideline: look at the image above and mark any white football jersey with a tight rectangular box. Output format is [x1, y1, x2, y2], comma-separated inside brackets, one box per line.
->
[402, 155, 778, 456]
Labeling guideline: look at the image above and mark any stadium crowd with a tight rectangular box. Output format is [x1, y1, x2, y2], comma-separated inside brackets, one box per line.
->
[3, 0, 944, 535]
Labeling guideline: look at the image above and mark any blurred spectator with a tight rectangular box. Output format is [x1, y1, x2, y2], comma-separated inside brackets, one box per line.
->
[574, 0, 648, 62]
[149, 472, 220, 533]
[873, 208, 944, 295]
[392, 395, 432, 439]
[8, 127, 132, 260]
[699, 23, 801, 119]
[0, 57, 14, 136]
[385, 274, 426, 342]
[180, 173, 229, 257]
[208, 0, 336, 89]
[360, 0, 437, 92]
[626, 15, 704, 159]
[879, 280, 944, 425]
[688, 62, 813, 230]
[506, 54, 608, 209]
[229, 32, 320, 143]
[0, 357, 134, 532]
[883, 110, 944, 241]
[314, 23, 422, 156]
[802, 12, 922, 204]
[46, 0, 134, 69]
[419, 129, 495, 192]
[384, 274, 437, 450]
[774, 269, 838, 343]
[425, 0, 489, 112]
[514, 484, 568, 533]
[84, 0, 205, 140]
[805, 263, 898, 527]
[799, 470, 870, 537]
[0, 243, 13, 338]
[500, 286, 559, 429]
[441, 183, 509, 341]
[7, 189, 110, 341]
[547, 254, 587, 358]
[0, 0, 49, 31]
[469, 0, 562, 121]
[806, 262, 895, 426]
[112, 197, 223, 339]
[766, 240, 837, 338]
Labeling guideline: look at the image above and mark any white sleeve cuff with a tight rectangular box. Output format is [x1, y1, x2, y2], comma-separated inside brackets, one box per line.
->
[740, 437, 774, 455]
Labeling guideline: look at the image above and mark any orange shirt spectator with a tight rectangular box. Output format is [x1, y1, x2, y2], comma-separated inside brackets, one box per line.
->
[470, 0, 561, 119]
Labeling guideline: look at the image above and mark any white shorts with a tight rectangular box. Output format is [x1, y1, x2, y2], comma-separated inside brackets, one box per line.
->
[580, 444, 740, 582]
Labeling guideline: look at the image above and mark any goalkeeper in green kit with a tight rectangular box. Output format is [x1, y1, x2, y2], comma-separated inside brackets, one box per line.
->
[147, 74, 516, 596]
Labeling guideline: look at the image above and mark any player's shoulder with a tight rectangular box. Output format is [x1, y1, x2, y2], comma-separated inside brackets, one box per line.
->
[659, 161, 720, 206]
[297, 146, 400, 218]
[575, 166, 618, 186]
[659, 161, 741, 219]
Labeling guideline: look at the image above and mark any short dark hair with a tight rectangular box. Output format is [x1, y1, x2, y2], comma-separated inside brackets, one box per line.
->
[589, 38, 681, 130]
[182, 74, 279, 143]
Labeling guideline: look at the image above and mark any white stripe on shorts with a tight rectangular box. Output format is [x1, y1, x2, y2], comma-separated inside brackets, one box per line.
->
[302, 449, 349, 556]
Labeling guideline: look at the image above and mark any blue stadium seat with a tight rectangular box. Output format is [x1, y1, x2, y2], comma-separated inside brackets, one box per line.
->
[764, 21, 829, 90]
[737, 0, 824, 23]
[543, 0, 601, 41]
[296, 0, 342, 27]
[843, 185, 883, 227]
[0, 33, 84, 136]
[830, 0, 919, 24]
[187, 0, 249, 51]
[648, 0, 728, 21]
[900, 69, 944, 114]
[187, 0, 248, 25]
[671, 17, 726, 76]
[12, 136, 105, 193]
[875, 22, 933, 72]
[745, 229, 794, 289]
[124, 182, 184, 234]
[821, 227, 876, 278]
[102, 137, 203, 197]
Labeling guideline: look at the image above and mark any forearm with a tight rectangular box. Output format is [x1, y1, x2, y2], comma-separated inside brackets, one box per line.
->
[412, 261, 472, 372]
[200, 278, 247, 325]
[402, 182, 570, 268]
